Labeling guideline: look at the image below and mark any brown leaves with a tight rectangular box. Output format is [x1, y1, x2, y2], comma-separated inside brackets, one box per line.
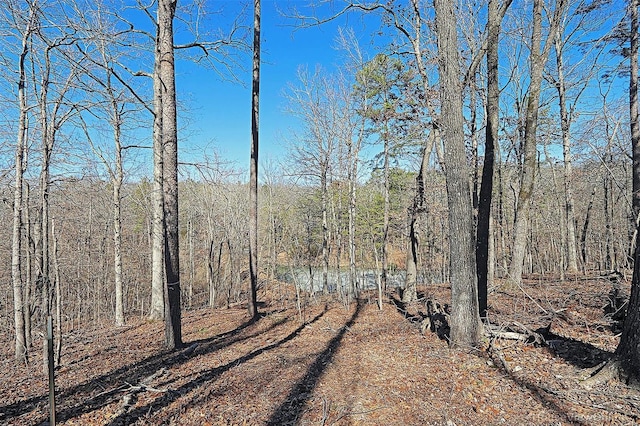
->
[1, 278, 639, 424]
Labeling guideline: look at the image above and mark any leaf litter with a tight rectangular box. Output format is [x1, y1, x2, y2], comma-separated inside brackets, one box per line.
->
[1, 276, 639, 425]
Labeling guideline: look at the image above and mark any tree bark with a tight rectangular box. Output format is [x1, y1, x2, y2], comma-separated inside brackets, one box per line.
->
[248, 0, 260, 320]
[434, 0, 482, 347]
[322, 168, 330, 294]
[52, 220, 62, 365]
[112, 98, 125, 327]
[24, 183, 33, 349]
[633, 0, 640, 225]
[348, 133, 361, 298]
[508, 0, 564, 287]
[38, 45, 54, 374]
[403, 129, 436, 303]
[12, 5, 34, 362]
[553, 29, 579, 273]
[149, 18, 165, 321]
[476, 0, 503, 319]
[586, 0, 640, 386]
[382, 131, 390, 293]
[615, 0, 640, 381]
[158, 0, 182, 349]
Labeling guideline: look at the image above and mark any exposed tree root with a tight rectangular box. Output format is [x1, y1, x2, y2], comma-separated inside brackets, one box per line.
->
[581, 360, 623, 388]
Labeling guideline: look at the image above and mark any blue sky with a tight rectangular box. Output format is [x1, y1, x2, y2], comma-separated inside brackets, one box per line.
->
[176, 1, 382, 174]
[171, 0, 629, 178]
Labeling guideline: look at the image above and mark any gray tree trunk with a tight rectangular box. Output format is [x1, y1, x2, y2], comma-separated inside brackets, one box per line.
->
[382, 132, 390, 293]
[149, 19, 165, 321]
[403, 129, 436, 303]
[24, 183, 33, 349]
[113, 119, 125, 326]
[434, 0, 482, 347]
[508, 0, 564, 287]
[12, 6, 34, 362]
[553, 30, 579, 273]
[348, 132, 361, 298]
[38, 46, 54, 374]
[322, 168, 329, 294]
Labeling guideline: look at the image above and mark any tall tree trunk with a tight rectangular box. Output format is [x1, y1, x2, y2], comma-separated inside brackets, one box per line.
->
[508, 0, 564, 287]
[554, 30, 579, 273]
[322, 169, 329, 294]
[248, 0, 260, 320]
[615, 0, 640, 380]
[149, 20, 165, 321]
[633, 0, 640, 225]
[38, 50, 54, 373]
[52, 220, 62, 366]
[488, 212, 496, 284]
[158, 0, 182, 349]
[24, 183, 33, 349]
[404, 129, 436, 303]
[12, 7, 33, 362]
[333, 185, 343, 300]
[581, 185, 597, 268]
[604, 174, 615, 270]
[348, 135, 360, 298]
[113, 113, 125, 327]
[476, 0, 502, 319]
[382, 133, 390, 293]
[595, 21, 640, 378]
[434, 0, 482, 347]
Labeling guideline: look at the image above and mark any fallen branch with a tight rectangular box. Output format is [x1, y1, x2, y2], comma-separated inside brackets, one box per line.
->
[485, 322, 545, 345]
[112, 368, 169, 418]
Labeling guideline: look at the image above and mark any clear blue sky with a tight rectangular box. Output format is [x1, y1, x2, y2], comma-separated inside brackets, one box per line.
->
[176, 1, 381, 174]
[172, 0, 628, 177]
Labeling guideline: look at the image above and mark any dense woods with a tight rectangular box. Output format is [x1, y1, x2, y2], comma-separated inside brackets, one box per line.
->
[3, 0, 640, 422]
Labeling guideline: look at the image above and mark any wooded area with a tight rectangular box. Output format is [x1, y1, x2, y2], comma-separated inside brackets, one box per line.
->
[2, 0, 640, 423]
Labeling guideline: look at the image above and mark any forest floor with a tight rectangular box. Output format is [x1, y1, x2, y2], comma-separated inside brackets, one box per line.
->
[1, 275, 640, 425]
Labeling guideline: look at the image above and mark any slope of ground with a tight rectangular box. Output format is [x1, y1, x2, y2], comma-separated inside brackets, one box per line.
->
[1, 276, 639, 425]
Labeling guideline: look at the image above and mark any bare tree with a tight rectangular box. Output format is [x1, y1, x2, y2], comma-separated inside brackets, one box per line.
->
[30, 18, 79, 372]
[585, 0, 640, 385]
[632, 0, 640, 232]
[508, 0, 566, 287]
[285, 67, 342, 295]
[11, 1, 37, 363]
[476, 0, 513, 319]
[73, 9, 144, 326]
[546, 0, 610, 274]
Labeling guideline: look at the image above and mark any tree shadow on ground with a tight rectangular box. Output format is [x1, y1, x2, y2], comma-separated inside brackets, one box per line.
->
[0, 310, 288, 424]
[534, 326, 613, 369]
[105, 307, 328, 425]
[265, 300, 362, 426]
[495, 364, 590, 425]
[489, 328, 616, 425]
